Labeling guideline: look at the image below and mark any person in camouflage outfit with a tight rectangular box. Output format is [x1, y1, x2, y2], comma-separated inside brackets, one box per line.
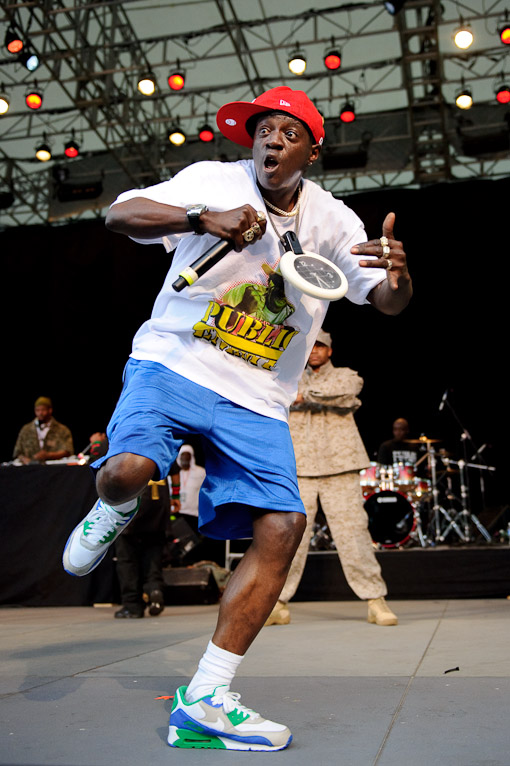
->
[265, 329, 398, 627]
[14, 396, 74, 464]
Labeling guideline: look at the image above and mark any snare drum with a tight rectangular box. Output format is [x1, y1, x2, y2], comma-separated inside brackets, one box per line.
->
[364, 490, 416, 548]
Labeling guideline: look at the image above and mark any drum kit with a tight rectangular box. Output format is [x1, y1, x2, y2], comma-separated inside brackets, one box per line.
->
[359, 436, 496, 549]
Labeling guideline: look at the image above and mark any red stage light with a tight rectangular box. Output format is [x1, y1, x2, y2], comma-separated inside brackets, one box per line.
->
[324, 51, 341, 70]
[5, 28, 23, 54]
[168, 72, 185, 91]
[340, 102, 356, 123]
[64, 140, 80, 158]
[199, 124, 214, 142]
[25, 90, 43, 110]
[496, 85, 510, 104]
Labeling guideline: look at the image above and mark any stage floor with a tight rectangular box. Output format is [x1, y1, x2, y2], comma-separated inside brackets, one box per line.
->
[1, 598, 510, 765]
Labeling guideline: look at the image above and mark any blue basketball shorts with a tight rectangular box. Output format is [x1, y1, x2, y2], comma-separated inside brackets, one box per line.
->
[91, 358, 305, 540]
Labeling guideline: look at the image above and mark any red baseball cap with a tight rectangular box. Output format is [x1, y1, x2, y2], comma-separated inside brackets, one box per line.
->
[216, 86, 325, 149]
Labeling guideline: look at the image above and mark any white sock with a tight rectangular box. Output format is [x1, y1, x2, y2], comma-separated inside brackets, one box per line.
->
[185, 640, 244, 702]
[107, 497, 138, 514]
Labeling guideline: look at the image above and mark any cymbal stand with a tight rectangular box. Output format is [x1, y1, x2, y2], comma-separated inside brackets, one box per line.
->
[427, 445, 469, 544]
[440, 458, 493, 543]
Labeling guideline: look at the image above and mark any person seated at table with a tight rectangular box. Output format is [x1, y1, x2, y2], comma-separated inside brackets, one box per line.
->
[13, 396, 74, 464]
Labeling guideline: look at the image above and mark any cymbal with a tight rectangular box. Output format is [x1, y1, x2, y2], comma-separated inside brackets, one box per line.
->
[404, 437, 441, 444]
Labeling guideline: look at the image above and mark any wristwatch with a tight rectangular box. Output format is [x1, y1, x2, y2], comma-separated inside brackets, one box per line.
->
[186, 204, 208, 235]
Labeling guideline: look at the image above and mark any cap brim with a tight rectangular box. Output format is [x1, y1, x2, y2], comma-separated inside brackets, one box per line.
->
[216, 101, 278, 148]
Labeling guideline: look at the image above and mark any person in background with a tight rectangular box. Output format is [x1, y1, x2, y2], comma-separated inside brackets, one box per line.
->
[14, 396, 74, 464]
[114, 463, 181, 619]
[377, 418, 419, 467]
[266, 330, 398, 627]
[175, 444, 206, 532]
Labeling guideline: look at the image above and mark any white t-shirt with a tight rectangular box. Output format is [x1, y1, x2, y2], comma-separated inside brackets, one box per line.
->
[112, 159, 385, 422]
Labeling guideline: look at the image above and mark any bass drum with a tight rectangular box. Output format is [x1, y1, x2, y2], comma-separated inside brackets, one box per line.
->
[364, 490, 416, 549]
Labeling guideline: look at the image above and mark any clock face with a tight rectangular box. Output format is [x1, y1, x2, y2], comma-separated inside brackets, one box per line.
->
[294, 256, 342, 289]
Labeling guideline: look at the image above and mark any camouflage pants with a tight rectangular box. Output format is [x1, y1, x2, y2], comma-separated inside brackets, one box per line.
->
[279, 472, 387, 603]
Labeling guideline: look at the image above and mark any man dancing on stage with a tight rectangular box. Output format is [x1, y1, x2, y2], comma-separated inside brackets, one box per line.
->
[63, 86, 412, 751]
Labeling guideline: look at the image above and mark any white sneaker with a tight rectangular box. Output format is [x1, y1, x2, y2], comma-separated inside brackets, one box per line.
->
[168, 685, 292, 751]
[62, 497, 140, 576]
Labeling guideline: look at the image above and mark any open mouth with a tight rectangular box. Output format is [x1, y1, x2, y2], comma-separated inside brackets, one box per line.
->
[264, 155, 279, 170]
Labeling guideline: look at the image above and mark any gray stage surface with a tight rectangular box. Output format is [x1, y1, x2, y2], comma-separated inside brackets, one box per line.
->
[1, 599, 510, 766]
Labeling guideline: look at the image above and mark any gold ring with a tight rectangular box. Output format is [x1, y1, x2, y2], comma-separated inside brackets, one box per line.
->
[242, 228, 255, 243]
[251, 222, 261, 235]
[386, 259, 393, 271]
[382, 245, 390, 256]
[256, 211, 266, 222]
[380, 236, 389, 247]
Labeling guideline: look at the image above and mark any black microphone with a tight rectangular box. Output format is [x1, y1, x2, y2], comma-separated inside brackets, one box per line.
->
[438, 389, 448, 411]
[172, 240, 233, 292]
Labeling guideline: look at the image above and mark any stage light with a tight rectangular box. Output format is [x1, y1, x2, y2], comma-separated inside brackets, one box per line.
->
[198, 123, 214, 142]
[137, 72, 156, 96]
[35, 140, 52, 162]
[168, 71, 185, 91]
[5, 26, 23, 54]
[499, 18, 510, 45]
[288, 48, 307, 76]
[453, 24, 474, 50]
[64, 135, 80, 158]
[496, 83, 510, 104]
[455, 87, 473, 109]
[384, 0, 406, 15]
[168, 125, 186, 146]
[0, 92, 9, 115]
[340, 101, 356, 123]
[25, 87, 43, 110]
[324, 48, 342, 71]
[19, 49, 40, 72]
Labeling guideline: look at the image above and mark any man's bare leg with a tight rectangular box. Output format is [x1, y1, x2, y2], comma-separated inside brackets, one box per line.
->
[213, 510, 306, 654]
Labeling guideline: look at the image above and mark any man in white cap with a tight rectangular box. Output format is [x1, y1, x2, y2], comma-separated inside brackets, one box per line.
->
[62, 85, 411, 751]
[266, 328, 398, 627]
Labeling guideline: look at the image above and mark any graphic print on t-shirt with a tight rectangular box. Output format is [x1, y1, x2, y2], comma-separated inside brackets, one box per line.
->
[192, 263, 299, 371]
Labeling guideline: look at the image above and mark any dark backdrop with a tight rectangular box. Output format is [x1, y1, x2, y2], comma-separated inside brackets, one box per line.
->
[1, 177, 506, 511]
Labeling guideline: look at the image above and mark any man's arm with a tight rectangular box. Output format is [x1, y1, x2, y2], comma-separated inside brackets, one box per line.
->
[351, 212, 412, 316]
[105, 197, 266, 253]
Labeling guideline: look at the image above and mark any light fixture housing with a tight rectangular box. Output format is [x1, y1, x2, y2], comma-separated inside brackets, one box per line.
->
[499, 21, 510, 45]
[496, 83, 510, 104]
[455, 87, 473, 109]
[198, 123, 214, 142]
[5, 26, 23, 54]
[384, 0, 406, 15]
[324, 48, 342, 71]
[340, 101, 356, 123]
[168, 125, 186, 146]
[19, 49, 40, 72]
[453, 24, 474, 50]
[25, 87, 43, 110]
[64, 138, 80, 158]
[288, 48, 307, 76]
[35, 141, 52, 162]
[137, 72, 156, 96]
[168, 71, 185, 91]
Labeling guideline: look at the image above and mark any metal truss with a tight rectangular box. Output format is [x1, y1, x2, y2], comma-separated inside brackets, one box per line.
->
[0, 0, 509, 228]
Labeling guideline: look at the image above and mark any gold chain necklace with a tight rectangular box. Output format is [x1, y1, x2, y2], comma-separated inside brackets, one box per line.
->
[262, 184, 301, 218]
[266, 206, 301, 249]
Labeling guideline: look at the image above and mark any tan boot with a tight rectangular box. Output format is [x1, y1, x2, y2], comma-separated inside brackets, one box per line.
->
[367, 597, 398, 626]
[264, 600, 291, 626]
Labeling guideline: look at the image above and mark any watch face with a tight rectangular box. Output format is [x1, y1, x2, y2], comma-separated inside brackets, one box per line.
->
[294, 256, 342, 289]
